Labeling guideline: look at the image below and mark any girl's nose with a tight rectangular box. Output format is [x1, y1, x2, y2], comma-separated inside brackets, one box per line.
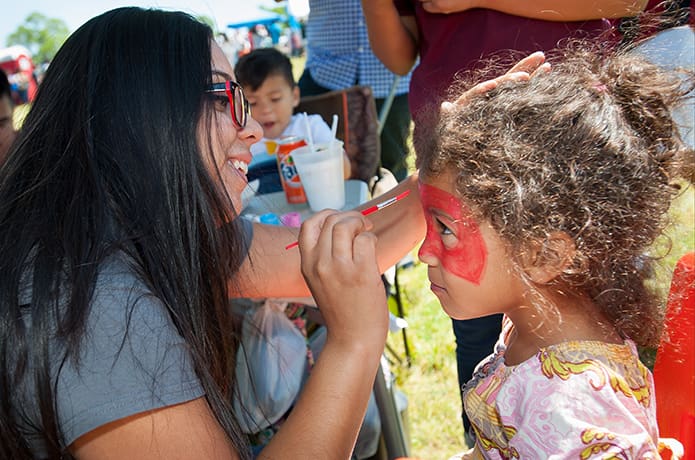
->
[417, 239, 438, 267]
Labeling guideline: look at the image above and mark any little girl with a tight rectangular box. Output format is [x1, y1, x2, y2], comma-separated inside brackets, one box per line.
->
[415, 44, 693, 458]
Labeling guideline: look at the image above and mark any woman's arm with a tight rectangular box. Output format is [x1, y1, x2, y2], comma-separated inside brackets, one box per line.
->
[234, 174, 425, 299]
[71, 399, 239, 459]
[259, 210, 390, 458]
[361, 0, 420, 75]
[419, 0, 648, 20]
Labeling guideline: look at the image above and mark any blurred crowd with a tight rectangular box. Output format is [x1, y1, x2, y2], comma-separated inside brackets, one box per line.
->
[215, 17, 305, 69]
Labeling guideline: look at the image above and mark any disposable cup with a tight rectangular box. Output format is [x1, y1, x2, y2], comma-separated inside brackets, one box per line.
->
[290, 141, 345, 212]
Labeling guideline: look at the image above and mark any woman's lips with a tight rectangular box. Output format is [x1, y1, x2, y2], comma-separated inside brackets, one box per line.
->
[229, 159, 248, 176]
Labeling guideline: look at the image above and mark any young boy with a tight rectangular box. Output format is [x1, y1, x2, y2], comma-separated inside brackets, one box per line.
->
[235, 48, 351, 178]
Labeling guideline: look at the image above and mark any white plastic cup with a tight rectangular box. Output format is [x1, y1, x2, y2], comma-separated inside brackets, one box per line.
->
[291, 140, 345, 212]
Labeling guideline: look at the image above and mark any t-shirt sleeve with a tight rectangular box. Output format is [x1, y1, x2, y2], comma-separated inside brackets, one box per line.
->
[55, 266, 205, 446]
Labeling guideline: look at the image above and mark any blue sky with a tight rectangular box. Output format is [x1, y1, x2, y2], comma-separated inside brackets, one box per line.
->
[1, 0, 281, 45]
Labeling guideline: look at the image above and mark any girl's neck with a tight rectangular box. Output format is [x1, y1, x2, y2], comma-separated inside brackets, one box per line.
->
[503, 288, 623, 366]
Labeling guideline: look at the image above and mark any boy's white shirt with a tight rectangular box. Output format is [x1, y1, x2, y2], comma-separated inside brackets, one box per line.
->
[250, 113, 333, 156]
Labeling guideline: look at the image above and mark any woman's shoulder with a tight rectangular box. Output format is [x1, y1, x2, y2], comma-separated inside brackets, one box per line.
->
[20, 253, 204, 455]
[68, 254, 202, 434]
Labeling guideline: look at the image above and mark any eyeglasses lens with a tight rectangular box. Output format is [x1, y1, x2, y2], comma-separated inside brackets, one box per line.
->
[225, 81, 248, 128]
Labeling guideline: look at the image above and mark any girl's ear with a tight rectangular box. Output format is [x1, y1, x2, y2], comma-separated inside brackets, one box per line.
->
[521, 231, 576, 284]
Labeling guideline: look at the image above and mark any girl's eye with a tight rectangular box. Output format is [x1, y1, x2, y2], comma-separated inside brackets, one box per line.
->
[271, 98, 282, 103]
[434, 216, 454, 236]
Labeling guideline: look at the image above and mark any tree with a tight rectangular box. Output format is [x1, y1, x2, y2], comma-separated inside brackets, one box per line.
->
[6, 13, 70, 64]
[195, 15, 217, 33]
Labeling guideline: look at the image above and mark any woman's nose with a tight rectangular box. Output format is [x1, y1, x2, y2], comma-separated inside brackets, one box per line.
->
[239, 116, 263, 147]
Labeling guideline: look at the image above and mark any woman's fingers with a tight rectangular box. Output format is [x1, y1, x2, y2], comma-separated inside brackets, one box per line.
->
[297, 210, 387, 343]
[443, 51, 549, 110]
[507, 50, 546, 74]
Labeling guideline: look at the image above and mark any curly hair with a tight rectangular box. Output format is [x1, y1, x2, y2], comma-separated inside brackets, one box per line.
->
[416, 43, 694, 347]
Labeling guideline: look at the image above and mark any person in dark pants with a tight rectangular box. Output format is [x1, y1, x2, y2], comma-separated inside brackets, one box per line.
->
[452, 314, 503, 445]
[296, 0, 413, 182]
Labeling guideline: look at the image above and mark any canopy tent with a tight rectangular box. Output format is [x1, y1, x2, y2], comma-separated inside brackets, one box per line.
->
[0, 45, 38, 103]
[227, 12, 282, 30]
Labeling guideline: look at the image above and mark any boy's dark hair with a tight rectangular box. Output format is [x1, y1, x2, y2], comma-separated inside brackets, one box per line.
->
[235, 47, 295, 91]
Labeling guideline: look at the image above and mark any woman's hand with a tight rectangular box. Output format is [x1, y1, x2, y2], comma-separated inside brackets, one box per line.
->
[442, 51, 551, 110]
[260, 210, 389, 459]
[298, 209, 389, 345]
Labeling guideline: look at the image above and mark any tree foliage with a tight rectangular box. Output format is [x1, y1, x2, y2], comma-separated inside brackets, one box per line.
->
[195, 15, 217, 33]
[6, 12, 70, 64]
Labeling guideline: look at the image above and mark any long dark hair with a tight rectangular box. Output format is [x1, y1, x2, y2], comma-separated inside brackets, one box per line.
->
[0, 8, 249, 458]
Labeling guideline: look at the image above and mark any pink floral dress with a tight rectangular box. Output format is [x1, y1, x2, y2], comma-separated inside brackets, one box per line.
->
[462, 322, 660, 459]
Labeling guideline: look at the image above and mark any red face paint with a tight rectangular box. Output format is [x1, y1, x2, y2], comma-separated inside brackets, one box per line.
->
[418, 182, 487, 285]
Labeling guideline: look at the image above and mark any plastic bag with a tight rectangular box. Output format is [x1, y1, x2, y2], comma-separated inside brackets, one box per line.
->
[233, 299, 308, 434]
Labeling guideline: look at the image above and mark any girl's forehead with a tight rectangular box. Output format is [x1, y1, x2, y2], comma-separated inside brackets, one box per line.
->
[419, 172, 461, 203]
[418, 182, 469, 221]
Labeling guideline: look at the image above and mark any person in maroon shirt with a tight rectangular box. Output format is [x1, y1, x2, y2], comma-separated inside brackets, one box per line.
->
[361, 0, 648, 448]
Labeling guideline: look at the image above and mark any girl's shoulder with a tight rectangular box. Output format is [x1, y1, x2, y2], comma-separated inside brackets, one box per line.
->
[507, 338, 649, 391]
[464, 339, 659, 458]
[468, 336, 651, 407]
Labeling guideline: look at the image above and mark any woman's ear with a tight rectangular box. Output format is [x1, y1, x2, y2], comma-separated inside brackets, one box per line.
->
[522, 231, 576, 284]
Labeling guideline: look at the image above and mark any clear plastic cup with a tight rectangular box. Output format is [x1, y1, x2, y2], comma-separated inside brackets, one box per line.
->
[290, 140, 345, 212]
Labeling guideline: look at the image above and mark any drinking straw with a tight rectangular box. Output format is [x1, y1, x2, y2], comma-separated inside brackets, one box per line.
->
[330, 114, 338, 150]
[303, 112, 315, 152]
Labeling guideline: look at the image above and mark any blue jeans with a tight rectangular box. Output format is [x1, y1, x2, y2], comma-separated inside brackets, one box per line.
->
[453, 314, 503, 438]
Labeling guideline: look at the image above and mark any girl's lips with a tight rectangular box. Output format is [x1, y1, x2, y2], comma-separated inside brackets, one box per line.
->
[429, 281, 446, 294]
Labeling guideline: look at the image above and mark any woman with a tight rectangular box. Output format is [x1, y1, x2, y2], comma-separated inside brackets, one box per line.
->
[0, 8, 393, 459]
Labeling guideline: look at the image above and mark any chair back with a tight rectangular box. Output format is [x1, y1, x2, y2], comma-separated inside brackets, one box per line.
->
[295, 85, 380, 184]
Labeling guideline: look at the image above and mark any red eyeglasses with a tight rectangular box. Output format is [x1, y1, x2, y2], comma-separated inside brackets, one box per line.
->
[205, 80, 249, 128]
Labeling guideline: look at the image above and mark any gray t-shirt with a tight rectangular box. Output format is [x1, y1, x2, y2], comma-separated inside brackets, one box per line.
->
[17, 218, 254, 457]
[18, 255, 204, 457]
